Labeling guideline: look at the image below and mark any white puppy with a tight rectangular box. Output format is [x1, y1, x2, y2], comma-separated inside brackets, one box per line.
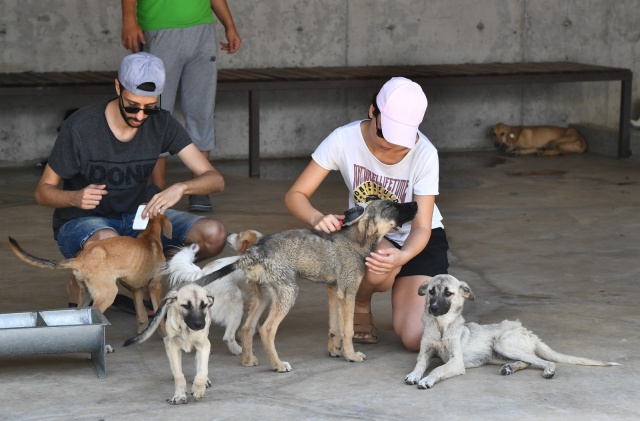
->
[166, 230, 262, 355]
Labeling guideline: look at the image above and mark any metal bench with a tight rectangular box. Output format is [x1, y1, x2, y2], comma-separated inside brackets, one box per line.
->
[0, 62, 632, 177]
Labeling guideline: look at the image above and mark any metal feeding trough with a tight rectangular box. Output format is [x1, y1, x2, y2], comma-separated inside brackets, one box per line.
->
[0, 307, 110, 378]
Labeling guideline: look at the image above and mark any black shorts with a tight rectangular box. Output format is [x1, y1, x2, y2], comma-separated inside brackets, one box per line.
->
[387, 227, 449, 278]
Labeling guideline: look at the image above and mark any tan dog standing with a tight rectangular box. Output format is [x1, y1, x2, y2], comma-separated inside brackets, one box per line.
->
[405, 275, 619, 389]
[492, 122, 587, 156]
[124, 284, 214, 404]
[8, 215, 172, 333]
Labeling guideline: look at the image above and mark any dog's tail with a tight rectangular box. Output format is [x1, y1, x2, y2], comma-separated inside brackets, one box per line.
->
[194, 261, 238, 287]
[123, 291, 175, 346]
[8, 237, 70, 270]
[535, 341, 620, 367]
[165, 244, 240, 288]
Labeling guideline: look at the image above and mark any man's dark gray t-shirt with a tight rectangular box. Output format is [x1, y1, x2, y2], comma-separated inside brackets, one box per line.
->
[48, 101, 191, 237]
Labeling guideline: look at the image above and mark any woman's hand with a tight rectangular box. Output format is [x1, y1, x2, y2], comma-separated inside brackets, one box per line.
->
[312, 214, 345, 233]
[365, 248, 409, 275]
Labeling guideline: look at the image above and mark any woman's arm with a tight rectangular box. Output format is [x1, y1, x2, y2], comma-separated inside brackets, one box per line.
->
[285, 160, 342, 231]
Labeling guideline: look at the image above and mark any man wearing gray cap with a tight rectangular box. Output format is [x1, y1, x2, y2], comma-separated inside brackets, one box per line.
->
[34, 52, 227, 308]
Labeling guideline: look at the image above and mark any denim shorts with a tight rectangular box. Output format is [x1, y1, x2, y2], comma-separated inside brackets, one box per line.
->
[387, 227, 449, 278]
[56, 209, 203, 258]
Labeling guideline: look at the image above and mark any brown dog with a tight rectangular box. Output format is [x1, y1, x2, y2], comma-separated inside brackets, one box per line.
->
[8, 215, 172, 333]
[491, 122, 587, 156]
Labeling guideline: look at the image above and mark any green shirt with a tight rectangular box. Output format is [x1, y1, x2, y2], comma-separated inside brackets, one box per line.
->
[137, 0, 214, 31]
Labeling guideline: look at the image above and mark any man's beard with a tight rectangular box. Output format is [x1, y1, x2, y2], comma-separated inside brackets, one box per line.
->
[118, 103, 147, 128]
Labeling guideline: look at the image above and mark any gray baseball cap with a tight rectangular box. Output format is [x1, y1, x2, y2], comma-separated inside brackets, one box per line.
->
[118, 52, 165, 96]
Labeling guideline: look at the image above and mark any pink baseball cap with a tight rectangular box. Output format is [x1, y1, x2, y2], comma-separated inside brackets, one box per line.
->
[376, 77, 428, 149]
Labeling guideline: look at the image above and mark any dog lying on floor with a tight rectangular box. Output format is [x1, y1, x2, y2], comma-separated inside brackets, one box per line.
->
[405, 275, 619, 389]
[8, 215, 171, 334]
[165, 230, 263, 355]
[124, 283, 214, 405]
[195, 200, 418, 373]
[491, 122, 587, 156]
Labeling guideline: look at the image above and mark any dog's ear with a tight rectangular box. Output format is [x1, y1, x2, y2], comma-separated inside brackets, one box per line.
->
[417, 278, 432, 296]
[356, 217, 373, 246]
[459, 281, 475, 301]
[162, 216, 173, 240]
[161, 290, 179, 306]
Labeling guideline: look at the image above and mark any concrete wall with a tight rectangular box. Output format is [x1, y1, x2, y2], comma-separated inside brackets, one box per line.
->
[1, 0, 639, 165]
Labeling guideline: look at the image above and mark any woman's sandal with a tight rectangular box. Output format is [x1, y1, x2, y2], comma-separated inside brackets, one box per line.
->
[353, 312, 378, 344]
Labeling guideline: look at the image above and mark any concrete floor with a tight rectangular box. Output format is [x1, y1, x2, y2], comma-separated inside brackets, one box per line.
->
[0, 151, 638, 420]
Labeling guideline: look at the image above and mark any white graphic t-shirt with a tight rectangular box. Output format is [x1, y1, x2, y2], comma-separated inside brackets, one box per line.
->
[312, 120, 444, 245]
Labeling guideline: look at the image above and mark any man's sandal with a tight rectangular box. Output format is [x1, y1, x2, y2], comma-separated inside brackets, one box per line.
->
[353, 312, 378, 344]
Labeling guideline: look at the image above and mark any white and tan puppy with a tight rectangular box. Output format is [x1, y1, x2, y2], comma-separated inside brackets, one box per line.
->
[405, 275, 619, 389]
[124, 284, 214, 404]
[166, 230, 263, 355]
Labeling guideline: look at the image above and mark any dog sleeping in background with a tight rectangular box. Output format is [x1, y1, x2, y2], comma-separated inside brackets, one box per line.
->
[492, 122, 587, 156]
[124, 283, 214, 404]
[165, 230, 263, 355]
[405, 275, 619, 389]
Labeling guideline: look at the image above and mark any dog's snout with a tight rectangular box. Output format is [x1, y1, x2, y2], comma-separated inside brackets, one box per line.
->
[184, 311, 208, 331]
[428, 295, 451, 317]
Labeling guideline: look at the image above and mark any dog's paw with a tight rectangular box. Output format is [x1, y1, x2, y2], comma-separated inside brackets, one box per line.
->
[191, 386, 206, 401]
[105, 345, 115, 354]
[226, 341, 242, 356]
[543, 369, 556, 379]
[241, 355, 259, 367]
[417, 377, 435, 389]
[405, 372, 422, 385]
[328, 347, 342, 358]
[327, 341, 342, 357]
[273, 361, 292, 373]
[205, 378, 212, 388]
[345, 351, 366, 362]
[499, 364, 513, 375]
[167, 394, 188, 405]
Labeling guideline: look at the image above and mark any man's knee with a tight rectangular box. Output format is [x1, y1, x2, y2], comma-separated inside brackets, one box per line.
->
[185, 218, 227, 259]
[86, 228, 119, 244]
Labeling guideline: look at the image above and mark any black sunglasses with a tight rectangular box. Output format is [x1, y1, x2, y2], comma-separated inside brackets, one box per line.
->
[119, 92, 161, 115]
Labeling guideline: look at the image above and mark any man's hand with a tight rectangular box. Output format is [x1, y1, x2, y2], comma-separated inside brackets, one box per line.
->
[220, 28, 241, 54]
[121, 20, 145, 52]
[73, 184, 108, 209]
[142, 183, 186, 218]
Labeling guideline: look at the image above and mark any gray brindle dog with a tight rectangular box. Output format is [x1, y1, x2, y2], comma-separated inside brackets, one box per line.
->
[405, 275, 619, 389]
[197, 199, 418, 373]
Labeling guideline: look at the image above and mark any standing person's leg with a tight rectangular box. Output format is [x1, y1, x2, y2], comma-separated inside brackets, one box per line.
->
[179, 24, 218, 212]
[143, 28, 188, 190]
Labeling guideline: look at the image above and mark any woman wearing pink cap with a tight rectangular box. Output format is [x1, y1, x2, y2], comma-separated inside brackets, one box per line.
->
[285, 77, 448, 351]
